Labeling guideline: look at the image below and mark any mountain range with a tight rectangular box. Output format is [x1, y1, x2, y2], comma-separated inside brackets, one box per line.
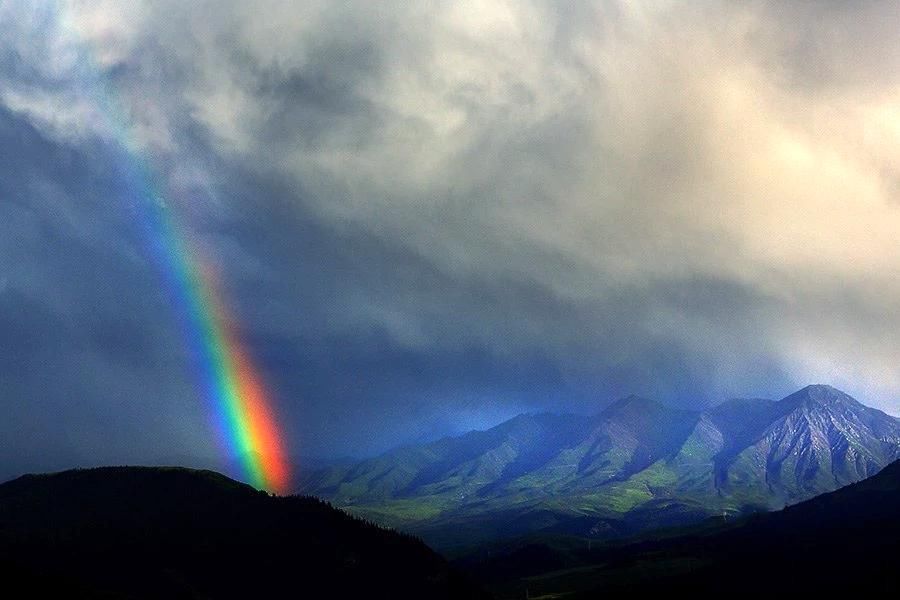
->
[299, 384, 900, 549]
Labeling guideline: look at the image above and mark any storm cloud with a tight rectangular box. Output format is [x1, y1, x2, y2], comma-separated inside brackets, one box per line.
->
[1, 1, 899, 467]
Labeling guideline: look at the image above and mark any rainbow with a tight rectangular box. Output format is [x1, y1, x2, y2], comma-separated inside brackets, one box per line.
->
[150, 214, 291, 495]
[61, 9, 290, 493]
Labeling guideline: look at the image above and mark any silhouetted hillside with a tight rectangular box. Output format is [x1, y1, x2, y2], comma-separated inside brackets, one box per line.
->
[0, 467, 486, 599]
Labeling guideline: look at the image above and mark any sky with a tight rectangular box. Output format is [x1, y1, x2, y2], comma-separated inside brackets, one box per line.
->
[2, 1, 900, 476]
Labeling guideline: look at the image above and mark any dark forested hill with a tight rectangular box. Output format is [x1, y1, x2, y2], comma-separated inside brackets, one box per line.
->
[0, 467, 486, 599]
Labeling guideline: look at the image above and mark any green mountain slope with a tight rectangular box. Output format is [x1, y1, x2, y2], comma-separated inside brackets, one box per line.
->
[467, 458, 900, 598]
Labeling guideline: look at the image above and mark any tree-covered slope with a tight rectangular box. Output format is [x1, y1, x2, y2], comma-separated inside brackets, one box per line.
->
[0, 467, 486, 599]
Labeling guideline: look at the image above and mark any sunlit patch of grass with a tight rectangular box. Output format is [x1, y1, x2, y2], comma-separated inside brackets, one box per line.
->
[342, 498, 449, 525]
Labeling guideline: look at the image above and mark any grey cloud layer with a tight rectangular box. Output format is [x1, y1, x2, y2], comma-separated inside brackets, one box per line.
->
[1, 1, 899, 463]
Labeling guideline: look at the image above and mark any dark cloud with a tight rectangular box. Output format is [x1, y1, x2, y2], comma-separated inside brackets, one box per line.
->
[0, 106, 215, 476]
[0, 1, 899, 474]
